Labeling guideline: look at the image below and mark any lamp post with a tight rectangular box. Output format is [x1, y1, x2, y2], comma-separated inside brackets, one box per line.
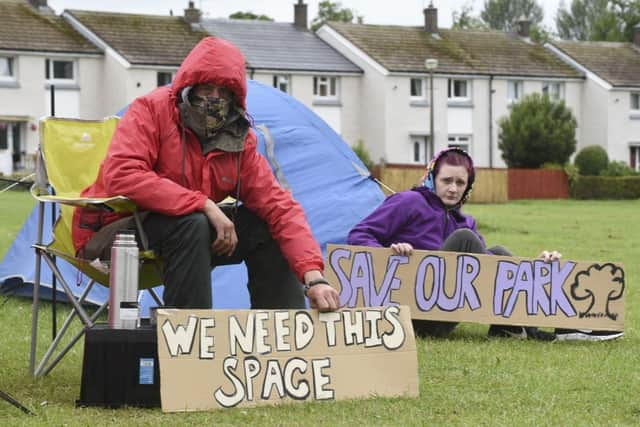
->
[425, 58, 438, 165]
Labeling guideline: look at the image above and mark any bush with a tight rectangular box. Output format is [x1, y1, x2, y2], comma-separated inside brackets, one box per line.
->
[571, 176, 640, 199]
[600, 160, 638, 177]
[352, 139, 374, 170]
[574, 145, 609, 176]
[498, 93, 577, 168]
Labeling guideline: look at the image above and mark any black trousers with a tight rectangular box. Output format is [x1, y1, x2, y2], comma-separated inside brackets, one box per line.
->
[143, 206, 305, 309]
[412, 229, 511, 337]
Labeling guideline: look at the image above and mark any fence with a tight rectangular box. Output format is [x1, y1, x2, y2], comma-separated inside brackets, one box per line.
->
[374, 165, 568, 203]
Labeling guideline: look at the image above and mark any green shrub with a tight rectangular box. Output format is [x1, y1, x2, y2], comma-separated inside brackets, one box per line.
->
[600, 160, 638, 177]
[574, 145, 608, 176]
[571, 176, 640, 199]
[352, 139, 374, 170]
[498, 93, 577, 168]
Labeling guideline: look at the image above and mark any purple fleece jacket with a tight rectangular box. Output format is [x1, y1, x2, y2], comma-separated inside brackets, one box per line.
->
[347, 187, 486, 250]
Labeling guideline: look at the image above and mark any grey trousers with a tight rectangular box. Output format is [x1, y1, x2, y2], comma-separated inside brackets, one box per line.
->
[143, 206, 306, 309]
[412, 229, 511, 337]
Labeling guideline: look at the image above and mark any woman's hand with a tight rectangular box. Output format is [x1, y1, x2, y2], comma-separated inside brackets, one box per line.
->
[203, 199, 237, 256]
[539, 250, 562, 262]
[390, 242, 414, 256]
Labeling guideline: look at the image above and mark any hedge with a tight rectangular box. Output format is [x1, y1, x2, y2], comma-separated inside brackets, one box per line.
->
[571, 176, 640, 199]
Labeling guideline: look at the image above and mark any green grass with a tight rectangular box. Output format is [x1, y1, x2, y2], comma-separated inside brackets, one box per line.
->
[1, 193, 640, 425]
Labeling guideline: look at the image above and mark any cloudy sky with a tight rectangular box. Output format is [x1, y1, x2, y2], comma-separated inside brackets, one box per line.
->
[47, 0, 567, 31]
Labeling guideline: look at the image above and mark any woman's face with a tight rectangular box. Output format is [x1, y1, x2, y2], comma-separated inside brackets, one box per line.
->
[434, 163, 469, 208]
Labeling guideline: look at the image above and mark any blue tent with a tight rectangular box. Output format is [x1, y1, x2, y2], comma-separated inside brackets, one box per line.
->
[0, 80, 384, 313]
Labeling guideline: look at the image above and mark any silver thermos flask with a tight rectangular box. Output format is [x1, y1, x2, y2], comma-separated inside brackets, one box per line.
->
[108, 231, 139, 329]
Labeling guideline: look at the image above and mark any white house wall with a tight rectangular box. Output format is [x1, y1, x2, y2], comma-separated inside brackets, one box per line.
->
[607, 89, 640, 163]
[578, 79, 608, 154]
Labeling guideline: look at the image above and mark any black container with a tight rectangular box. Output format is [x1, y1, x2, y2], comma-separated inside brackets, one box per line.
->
[77, 323, 160, 408]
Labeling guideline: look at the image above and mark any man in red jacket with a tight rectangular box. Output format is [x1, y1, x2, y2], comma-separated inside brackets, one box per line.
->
[72, 37, 339, 311]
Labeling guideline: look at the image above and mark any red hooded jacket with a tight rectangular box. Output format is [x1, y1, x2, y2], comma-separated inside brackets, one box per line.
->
[72, 37, 323, 280]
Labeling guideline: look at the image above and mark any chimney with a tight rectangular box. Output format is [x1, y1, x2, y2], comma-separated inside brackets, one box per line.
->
[184, 1, 201, 24]
[517, 15, 530, 38]
[423, 2, 437, 34]
[28, 0, 47, 7]
[294, 0, 307, 29]
[634, 23, 640, 47]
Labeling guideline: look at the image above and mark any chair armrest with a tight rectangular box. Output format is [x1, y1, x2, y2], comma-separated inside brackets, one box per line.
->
[30, 186, 137, 212]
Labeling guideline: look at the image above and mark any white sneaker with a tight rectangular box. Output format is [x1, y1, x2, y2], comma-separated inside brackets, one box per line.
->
[554, 329, 624, 342]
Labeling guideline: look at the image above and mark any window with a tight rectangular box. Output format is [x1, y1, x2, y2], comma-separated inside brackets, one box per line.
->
[0, 56, 15, 81]
[542, 81, 565, 102]
[411, 136, 432, 165]
[157, 71, 175, 87]
[273, 75, 290, 93]
[631, 93, 640, 111]
[448, 135, 471, 153]
[313, 76, 338, 100]
[631, 145, 640, 172]
[448, 79, 470, 101]
[45, 58, 74, 82]
[410, 78, 424, 99]
[507, 80, 523, 104]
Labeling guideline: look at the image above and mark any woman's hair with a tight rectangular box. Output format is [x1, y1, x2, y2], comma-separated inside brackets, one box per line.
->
[433, 150, 474, 181]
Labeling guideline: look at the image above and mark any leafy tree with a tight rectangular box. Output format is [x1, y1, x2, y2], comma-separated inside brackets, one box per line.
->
[556, 0, 640, 41]
[229, 11, 273, 21]
[311, 1, 363, 31]
[498, 93, 577, 168]
[480, 0, 544, 31]
[452, 3, 487, 30]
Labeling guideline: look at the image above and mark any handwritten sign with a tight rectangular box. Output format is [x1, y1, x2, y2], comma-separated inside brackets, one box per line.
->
[325, 245, 624, 331]
[156, 306, 418, 412]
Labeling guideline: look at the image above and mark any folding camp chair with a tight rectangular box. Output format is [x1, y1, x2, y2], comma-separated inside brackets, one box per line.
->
[29, 116, 163, 378]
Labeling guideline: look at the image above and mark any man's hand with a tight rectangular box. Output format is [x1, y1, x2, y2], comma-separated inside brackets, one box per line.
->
[390, 242, 414, 256]
[306, 284, 340, 312]
[203, 199, 237, 256]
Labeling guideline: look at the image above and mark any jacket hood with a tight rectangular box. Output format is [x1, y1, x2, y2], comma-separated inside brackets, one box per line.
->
[172, 36, 247, 109]
[419, 147, 475, 207]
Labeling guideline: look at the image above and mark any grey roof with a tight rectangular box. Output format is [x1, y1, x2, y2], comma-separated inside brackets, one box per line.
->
[0, 0, 100, 55]
[201, 19, 361, 74]
[327, 22, 582, 79]
[551, 41, 640, 88]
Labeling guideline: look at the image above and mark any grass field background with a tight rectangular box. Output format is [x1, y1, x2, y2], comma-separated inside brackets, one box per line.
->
[1, 190, 639, 425]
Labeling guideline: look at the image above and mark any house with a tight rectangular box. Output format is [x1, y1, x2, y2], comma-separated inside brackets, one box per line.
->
[0, 0, 102, 175]
[317, 5, 584, 168]
[547, 26, 640, 171]
[200, 1, 362, 143]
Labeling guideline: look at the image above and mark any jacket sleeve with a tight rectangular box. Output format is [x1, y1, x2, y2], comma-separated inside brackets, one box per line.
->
[347, 193, 410, 247]
[238, 142, 323, 281]
[101, 98, 208, 215]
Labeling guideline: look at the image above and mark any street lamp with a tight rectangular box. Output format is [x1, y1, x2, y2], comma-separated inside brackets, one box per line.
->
[425, 58, 438, 165]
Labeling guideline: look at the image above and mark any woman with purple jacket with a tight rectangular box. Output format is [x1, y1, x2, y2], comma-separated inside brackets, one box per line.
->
[347, 148, 559, 340]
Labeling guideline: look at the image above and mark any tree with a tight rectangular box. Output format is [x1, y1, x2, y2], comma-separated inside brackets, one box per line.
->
[229, 11, 273, 21]
[480, 0, 544, 31]
[311, 1, 363, 31]
[556, 0, 640, 41]
[498, 93, 577, 168]
[452, 3, 487, 30]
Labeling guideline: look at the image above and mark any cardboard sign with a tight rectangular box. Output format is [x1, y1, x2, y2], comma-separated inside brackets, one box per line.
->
[325, 245, 624, 331]
[156, 306, 418, 412]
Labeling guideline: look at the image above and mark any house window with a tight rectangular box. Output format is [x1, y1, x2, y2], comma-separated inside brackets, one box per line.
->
[313, 76, 338, 99]
[157, 71, 175, 87]
[507, 80, 523, 104]
[45, 58, 74, 82]
[631, 93, 640, 111]
[448, 135, 471, 153]
[0, 56, 15, 81]
[411, 136, 432, 165]
[448, 79, 470, 101]
[410, 78, 425, 99]
[273, 75, 290, 93]
[542, 81, 565, 102]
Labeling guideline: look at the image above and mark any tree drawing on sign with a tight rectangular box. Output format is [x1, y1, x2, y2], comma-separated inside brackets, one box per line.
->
[570, 264, 624, 321]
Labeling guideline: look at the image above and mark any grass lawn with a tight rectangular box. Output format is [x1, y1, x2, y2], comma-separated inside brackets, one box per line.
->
[1, 191, 639, 425]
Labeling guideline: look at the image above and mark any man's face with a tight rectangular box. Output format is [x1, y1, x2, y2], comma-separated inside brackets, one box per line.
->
[191, 83, 233, 105]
